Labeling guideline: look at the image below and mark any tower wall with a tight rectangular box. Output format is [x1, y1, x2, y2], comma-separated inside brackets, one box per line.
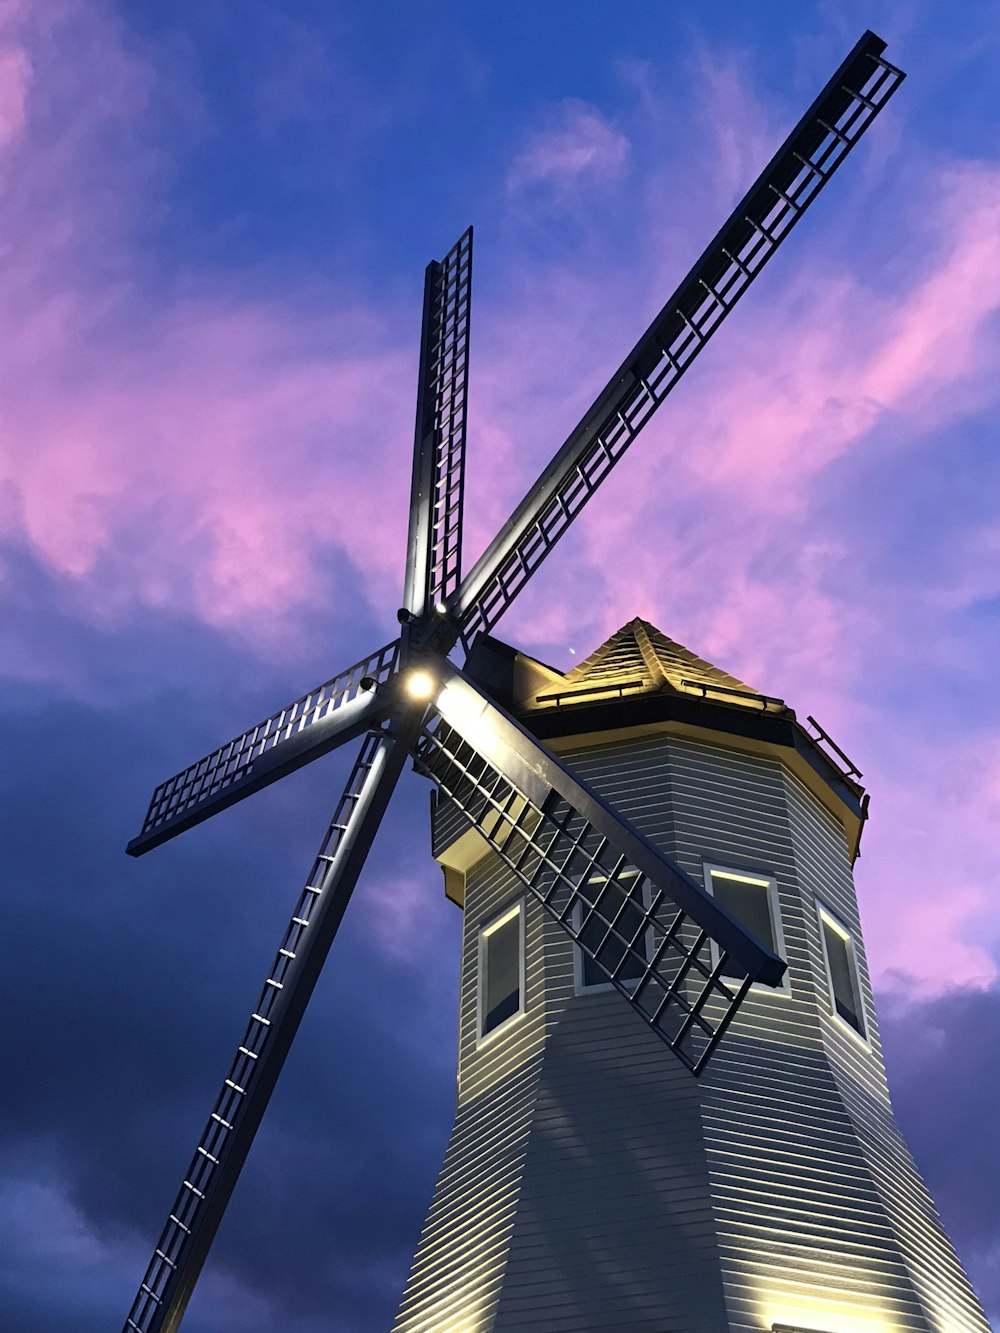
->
[781, 773, 989, 1333]
[393, 723, 990, 1333]
[489, 729, 729, 1332]
[390, 850, 550, 1333]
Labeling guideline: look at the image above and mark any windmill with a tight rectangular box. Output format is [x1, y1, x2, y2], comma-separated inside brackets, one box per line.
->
[123, 31, 914, 1333]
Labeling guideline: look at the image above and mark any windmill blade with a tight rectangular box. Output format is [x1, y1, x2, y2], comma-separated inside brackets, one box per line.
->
[123, 717, 421, 1333]
[452, 31, 904, 642]
[415, 665, 785, 1073]
[127, 640, 401, 856]
[403, 226, 473, 619]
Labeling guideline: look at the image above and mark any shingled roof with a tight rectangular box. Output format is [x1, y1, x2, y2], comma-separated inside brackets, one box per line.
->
[464, 617, 865, 860]
[557, 617, 757, 700]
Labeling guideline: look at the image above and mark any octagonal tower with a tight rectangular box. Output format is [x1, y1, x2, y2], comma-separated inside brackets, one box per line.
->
[392, 620, 988, 1333]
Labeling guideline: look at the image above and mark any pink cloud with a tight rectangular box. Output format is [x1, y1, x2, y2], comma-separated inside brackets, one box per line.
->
[0, 43, 29, 148]
[491, 159, 1000, 662]
[468, 141, 1000, 997]
[656, 166, 1000, 503]
[506, 99, 630, 200]
[863, 164, 1000, 405]
[4, 299, 414, 630]
[0, 2, 418, 651]
[3, 3, 999, 996]
[858, 733, 1000, 993]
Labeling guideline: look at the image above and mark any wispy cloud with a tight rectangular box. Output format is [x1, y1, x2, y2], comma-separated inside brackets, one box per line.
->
[0, 1, 415, 649]
[4, 299, 414, 632]
[696, 45, 786, 204]
[506, 99, 630, 202]
[0, 42, 29, 147]
[477, 79, 1000, 996]
[2, 0, 998, 1001]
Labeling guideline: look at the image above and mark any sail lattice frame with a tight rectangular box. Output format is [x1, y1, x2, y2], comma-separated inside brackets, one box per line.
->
[416, 716, 755, 1072]
[404, 226, 473, 616]
[423, 227, 473, 607]
[455, 37, 905, 643]
[130, 640, 400, 853]
[125, 727, 405, 1333]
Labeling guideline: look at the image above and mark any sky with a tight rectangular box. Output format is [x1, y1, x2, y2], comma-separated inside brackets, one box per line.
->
[1, 0, 999, 1329]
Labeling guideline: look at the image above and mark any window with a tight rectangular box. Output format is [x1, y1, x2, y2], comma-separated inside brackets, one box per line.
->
[574, 872, 649, 992]
[704, 864, 786, 987]
[479, 902, 524, 1039]
[817, 903, 866, 1039]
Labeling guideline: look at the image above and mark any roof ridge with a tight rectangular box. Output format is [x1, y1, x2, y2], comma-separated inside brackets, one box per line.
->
[557, 617, 759, 698]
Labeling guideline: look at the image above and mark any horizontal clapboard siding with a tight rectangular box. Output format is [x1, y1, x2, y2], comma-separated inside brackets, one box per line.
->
[394, 725, 991, 1333]
[392, 848, 551, 1333]
[492, 967, 727, 1330]
[658, 735, 905, 1332]
[784, 773, 990, 1333]
[431, 786, 469, 862]
[495, 731, 728, 1332]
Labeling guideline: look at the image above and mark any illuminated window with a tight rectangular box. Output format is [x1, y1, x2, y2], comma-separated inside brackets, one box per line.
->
[479, 902, 524, 1039]
[704, 863, 786, 986]
[817, 902, 866, 1039]
[574, 872, 648, 992]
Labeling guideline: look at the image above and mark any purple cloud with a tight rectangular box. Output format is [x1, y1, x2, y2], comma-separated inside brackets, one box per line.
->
[506, 99, 631, 201]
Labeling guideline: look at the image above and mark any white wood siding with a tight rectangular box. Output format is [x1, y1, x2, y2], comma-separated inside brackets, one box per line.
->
[393, 727, 990, 1333]
[784, 772, 989, 1333]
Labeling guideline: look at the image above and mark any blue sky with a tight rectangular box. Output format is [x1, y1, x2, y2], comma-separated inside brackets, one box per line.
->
[2, 1, 999, 1329]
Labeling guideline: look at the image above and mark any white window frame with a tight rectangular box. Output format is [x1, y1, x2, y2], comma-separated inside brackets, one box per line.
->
[703, 862, 789, 993]
[816, 900, 869, 1045]
[477, 899, 526, 1044]
[573, 870, 650, 995]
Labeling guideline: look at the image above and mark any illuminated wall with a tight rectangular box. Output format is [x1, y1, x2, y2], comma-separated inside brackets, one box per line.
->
[393, 656, 990, 1333]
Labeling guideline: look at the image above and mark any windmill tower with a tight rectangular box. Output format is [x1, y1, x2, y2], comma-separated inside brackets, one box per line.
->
[392, 621, 992, 1333]
[114, 30, 990, 1333]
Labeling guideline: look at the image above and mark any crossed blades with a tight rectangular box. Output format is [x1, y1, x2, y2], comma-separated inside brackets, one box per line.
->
[123, 31, 904, 1333]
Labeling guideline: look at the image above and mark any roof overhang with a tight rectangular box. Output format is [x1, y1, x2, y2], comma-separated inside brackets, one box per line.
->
[433, 634, 868, 905]
[523, 691, 867, 862]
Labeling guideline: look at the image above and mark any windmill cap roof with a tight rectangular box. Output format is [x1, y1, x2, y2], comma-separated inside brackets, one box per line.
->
[554, 616, 765, 703]
[516, 617, 785, 714]
[462, 617, 867, 862]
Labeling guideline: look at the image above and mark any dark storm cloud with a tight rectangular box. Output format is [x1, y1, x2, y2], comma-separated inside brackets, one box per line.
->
[0, 549, 461, 1332]
[881, 986, 1000, 1321]
[4, 545, 1000, 1332]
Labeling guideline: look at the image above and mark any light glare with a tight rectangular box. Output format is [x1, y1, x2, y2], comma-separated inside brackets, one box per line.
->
[405, 669, 436, 701]
[437, 680, 488, 733]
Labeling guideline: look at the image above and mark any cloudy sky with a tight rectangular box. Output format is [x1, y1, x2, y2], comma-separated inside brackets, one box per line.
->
[2, 1, 999, 1329]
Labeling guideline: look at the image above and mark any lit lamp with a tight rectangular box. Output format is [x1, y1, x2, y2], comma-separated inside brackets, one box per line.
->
[404, 669, 437, 701]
